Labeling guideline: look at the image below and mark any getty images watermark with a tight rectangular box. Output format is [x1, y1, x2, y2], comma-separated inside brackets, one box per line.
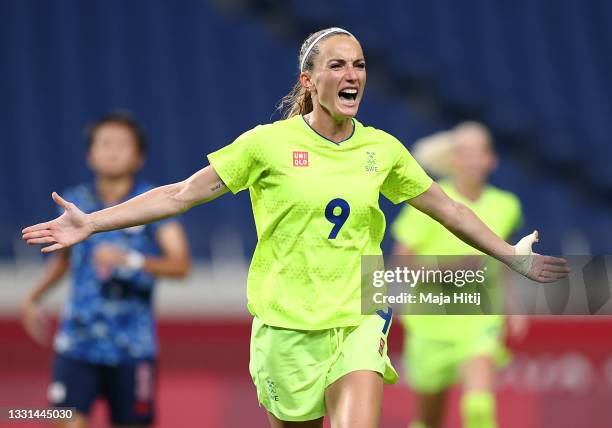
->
[361, 255, 612, 315]
[371, 265, 488, 305]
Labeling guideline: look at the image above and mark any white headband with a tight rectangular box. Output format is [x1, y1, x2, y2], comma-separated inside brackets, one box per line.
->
[300, 27, 354, 72]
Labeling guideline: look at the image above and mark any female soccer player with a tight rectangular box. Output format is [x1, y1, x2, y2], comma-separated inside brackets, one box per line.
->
[22, 29, 568, 428]
[21, 112, 191, 428]
[391, 122, 529, 428]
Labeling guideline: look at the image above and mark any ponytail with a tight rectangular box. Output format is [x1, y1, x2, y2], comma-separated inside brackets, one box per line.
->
[276, 81, 313, 119]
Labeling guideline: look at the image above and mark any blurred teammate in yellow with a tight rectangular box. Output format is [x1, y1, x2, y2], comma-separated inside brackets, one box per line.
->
[392, 122, 528, 428]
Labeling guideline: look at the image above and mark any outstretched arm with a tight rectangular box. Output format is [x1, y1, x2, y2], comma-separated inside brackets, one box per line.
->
[22, 165, 227, 253]
[407, 182, 570, 283]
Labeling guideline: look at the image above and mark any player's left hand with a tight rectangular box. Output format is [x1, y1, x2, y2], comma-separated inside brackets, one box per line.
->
[512, 230, 570, 283]
[92, 244, 126, 280]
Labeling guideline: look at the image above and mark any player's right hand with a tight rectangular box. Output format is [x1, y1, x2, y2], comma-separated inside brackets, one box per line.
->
[21, 300, 50, 346]
[22, 192, 93, 253]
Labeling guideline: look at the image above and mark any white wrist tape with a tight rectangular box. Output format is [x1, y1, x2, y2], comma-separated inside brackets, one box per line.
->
[125, 251, 145, 271]
[512, 231, 538, 275]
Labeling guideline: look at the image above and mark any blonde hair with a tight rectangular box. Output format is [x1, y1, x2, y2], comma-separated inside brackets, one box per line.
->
[412, 130, 455, 177]
[453, 121, 493, 148]
[412, 121, 494, 177]
[277, 28, 354, 119]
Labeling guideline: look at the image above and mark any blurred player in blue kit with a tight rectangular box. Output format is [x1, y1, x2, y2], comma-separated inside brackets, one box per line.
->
[21, 111, 191, 428]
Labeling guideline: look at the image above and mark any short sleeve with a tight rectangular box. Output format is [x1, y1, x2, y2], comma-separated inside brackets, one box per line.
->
[390, 203, 436, 251]
[381, 138, 433, 204]
[207, 126, 267, 194]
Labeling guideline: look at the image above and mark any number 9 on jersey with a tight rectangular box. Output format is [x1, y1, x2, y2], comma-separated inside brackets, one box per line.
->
[325, 198, 350, 239]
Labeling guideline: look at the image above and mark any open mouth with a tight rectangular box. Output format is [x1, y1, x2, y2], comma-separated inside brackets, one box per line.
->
[338, 88, 358, 102]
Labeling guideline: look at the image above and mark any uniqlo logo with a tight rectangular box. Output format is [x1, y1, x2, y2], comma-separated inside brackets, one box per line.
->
[293, 151, 309, 167]
[378, 338, 385, 356]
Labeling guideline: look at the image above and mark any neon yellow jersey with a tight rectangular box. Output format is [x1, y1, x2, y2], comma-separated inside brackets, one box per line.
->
[208, 115, 432, 330]
[391, 180, 523, 338]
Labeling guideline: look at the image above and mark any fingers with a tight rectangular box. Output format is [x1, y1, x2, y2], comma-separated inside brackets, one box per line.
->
[541, 272, 567, 281]
[543, 264, 571, 274]
[52, 191, 71, 210]
[542, 256, 571, 274]
[22, 193, 68, 235]
[537, 269, 569, 282]
[42, 243, 64, 253]
[516, 233, 571, 284]
[22, 229, 53, 240]
[535, 275, 560, 283]
[26, 237, 57, 245]
[23, 229, 56, 246]
[543, 255, 568, 265]
[22, 221, 51, 235]
[528, 254, 571, 283]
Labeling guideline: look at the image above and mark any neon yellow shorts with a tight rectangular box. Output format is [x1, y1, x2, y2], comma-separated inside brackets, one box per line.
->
[404, 321, 509, 394]
[249, 314, 398, 422]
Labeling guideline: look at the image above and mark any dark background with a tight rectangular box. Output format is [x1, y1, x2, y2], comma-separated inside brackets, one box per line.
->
[2, 0, 611, 259]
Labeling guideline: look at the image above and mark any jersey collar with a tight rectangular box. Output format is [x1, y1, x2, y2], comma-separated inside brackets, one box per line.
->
[300, 115, 356, 146]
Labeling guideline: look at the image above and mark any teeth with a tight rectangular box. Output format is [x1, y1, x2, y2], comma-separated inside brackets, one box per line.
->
[342, 89, 357, 94]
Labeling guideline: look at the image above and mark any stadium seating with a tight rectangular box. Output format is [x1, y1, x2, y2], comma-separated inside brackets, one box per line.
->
[1, 0, 611, 258]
